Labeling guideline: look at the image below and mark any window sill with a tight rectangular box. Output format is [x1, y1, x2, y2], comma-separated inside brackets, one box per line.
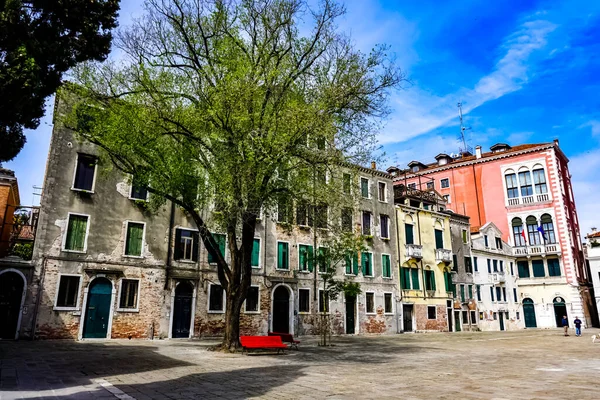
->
[366, 312, 376, 315]
[243, 310, 260, 314]
[276, 268, 291, 272]
[345, 273, 357, 276]
[123, 255, 144, 259]
[378, 199, 388, 204]
[384, 312, 394, 316]
[54, 306, 79, 312]
[382, 276, 393, 280]
[71, 187, 95, 194]
[208, 310, 225, 314]
[298, 270, 311, 274]
[62, 249, 86, 254]
[116, 308, 139, 313]
[364, 275, 374, 278]
[380, 237, 390, 241]
[298, 311, 310, 315]
[129, 197, 148, 202]
[176, 259, 197, 264]
[251, 266, 261, 269]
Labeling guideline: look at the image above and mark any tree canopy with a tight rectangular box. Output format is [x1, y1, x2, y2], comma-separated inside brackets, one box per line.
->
[0, 0, 120, 162]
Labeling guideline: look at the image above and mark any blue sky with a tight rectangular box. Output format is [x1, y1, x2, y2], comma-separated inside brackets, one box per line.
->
[5, 0, 600, 235]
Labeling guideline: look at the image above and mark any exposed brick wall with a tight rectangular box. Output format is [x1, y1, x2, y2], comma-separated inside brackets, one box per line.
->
[415, 304, 448, 332]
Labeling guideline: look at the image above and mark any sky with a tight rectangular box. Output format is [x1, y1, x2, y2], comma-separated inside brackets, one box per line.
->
[4, 0, 600, 236]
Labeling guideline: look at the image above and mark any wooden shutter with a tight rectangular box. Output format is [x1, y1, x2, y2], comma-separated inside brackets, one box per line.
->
[278, 242, 288, 269]
[353, 252, 359, 275]
[307, 246, 314, 272]
[345, 254, 352, 274]
[411, 268, 420, 290]
[405, 224, 414, 244]
[434, 229, 443, 249]
[251, 239, 260, 267]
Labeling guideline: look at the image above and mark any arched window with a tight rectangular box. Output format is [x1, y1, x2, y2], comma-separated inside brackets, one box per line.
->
[540, 214, 556, 243]
[526, 216, 541, 245]
[505, 172, 518, 199]
[512, 217, 526, 247]
[519, 170, 533, 197]
[532, 167, 548, 194]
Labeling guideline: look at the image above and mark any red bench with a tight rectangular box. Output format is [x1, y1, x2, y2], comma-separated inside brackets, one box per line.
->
[240, 335, 287, 354]
[268, 332, 300, 350]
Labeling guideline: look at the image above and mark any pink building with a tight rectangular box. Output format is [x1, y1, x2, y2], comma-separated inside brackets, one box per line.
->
[388, 140, 597, 329]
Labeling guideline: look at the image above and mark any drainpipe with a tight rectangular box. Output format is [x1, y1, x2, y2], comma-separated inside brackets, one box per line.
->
[164, 201, 175, 290]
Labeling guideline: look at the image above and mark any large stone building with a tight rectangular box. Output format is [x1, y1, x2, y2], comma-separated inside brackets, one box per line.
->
[585, 229, 600, 325]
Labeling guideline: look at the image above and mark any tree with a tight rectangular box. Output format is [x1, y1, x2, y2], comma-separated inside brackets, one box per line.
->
[65, 0, 403, 351]
[0, 0, 120, 162]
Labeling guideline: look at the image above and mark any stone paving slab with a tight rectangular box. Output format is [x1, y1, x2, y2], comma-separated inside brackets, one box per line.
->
[1, 329, 600, 399]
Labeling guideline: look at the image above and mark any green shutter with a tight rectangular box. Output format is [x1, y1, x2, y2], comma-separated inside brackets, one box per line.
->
[353, 252, 359, 275]
[345, 253, 352, 274]
[411, 268, 420, 290]
[251, 239, 260, 267]
[307, 245, 314, 272]
[468, 285, 473, 299]
[361, 179, 369, 197]
[532, 260, 545, 277]
[208, 233, 226, 263]
[362, 252, 372, 276]
[125, 223, 143, 256]
[382, 255, 391, 278]
[444, 272, 452, 293]
[460, 285, 465, 302]
[405, 224, 414, 244]
[401, 267, 410, 289]
[318, 247, 329, 273]
[299, 245, 306, 271]
[66, 215, 87, 251]
[435, 229, 444, 249]
[277, 242, 288, 270]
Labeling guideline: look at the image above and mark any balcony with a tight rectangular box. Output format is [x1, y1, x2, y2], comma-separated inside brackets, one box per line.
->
[507, 193, 551, 207]
[405, 244, 423, 260]
[435, 248, 452, 263]
[513, 244, 561, 257]
[0, 206, 39, 261]
[491, 272, 506, 284]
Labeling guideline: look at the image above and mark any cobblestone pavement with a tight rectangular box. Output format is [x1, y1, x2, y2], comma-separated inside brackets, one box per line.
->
[2, 329, 600, 400]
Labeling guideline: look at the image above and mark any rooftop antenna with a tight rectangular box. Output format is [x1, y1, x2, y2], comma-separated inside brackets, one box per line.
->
[457, 102, 473, 155]
[32, 185, 42, 206]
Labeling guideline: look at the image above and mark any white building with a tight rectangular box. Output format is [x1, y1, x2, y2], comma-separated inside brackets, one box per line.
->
[585, 229, 600, 325]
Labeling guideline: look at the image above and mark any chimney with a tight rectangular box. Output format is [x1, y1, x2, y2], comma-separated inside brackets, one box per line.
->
[554, 138, 559, 146]
[592, 227, 597, 233]
[371, 161, 376, 170]
[475, 145, 482, 159]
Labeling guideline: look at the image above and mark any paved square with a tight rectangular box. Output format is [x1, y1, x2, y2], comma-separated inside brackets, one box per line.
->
[2, 329, 600, 399]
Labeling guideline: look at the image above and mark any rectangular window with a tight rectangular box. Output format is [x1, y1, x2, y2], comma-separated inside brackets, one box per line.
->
[318, 247, 329, 273]
[513, 288, 518, 302]
[55, 275, 80, 308]
[277, 195, 292, 223]
[440, 178, 450, 188]
[496, 287, 501, 302]
[462, 310, 468, 324]
[493, 312, 498, 320]
[314, 204, 328, 229]
[493, 260, 498, 272]
[251, 239, 260, 268]
[495, 237, 503, 249]
[341, 208, 353, 232]
[499, 260, 504, 272]
[298, 244, 314, 272]
[408, 183, 416, 190]
[360, 177, 369, 198]
[366, 292, 375, 314]
[401, 267, 411, 289]
[532, 260, 545, 277]
[378, 182, 386, 202]
[427, 305, 436, 319]
[343, 173, 352, 194]
[362, 252, 373, 276]
[277, 242, 289, 270]
[119, 279, 139, 310]
[474, 256, 478, 272]
[411, 268, 420, 290]
[345, 252, 359, 275]
[125, 222, 144, 257]
[405, 224, 414, 244]
[460, 284, 465, 302]
[470, 311, 477, 324]
[462, 229, 468, 243]
[245, 286, 259, 312]
[208, 284, 224, 312]
[207, 233, 226, 264]
[452, 254, 458, 272]
[434, 229, 444, 249]
[464, 257, 473, 274]
[502, 287, 507, 302]
[380, 214, 390, 239]
[362, 211, 372, 235]
[516, 312, 520, 320]
[490, 286, 495, 301]
[426, 181, 434, 190]
[299, 289, 310, 313]
[296, 201, 311, 226]
[510, 262, 514, 275]
[175, 229, 199, 262]
[547, 258, 561, 276]
[476, 285, 481, 301]
[533, 168, 548, 194]
[425, 270, 436, 291]
[73, 153, 97, 191]
[64, 214, 89, 252]
[382, 254, 391, 278]
[484, 235, 489, 247]
[505, 173, 518, 198]
[384, 293, 393, 314]
[319, 290, 329, 313]
[468, 285, 473, 299]
[130, 182, 148, 201]
[517, 261, 530, 278]
[487, 259, 491, 273]
[519, 171, 533, 196]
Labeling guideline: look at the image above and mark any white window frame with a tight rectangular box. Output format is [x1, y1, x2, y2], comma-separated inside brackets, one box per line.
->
[297, 243, 313, 273]
[243, 285, 261, 314]
[53, 274, 83, 311]
[62, 212, 91, 254]
[298, 288, 311, 314]
[207, 283, 226, 313]
[440, 178, 450, 189]
[128, 175, 150, 202]
[116, 278, 141, 312]
[443, 194, 451, 204]
[381, 253, 392, 279]
[379, 214, 390, 239]
[361, 211, 372, 236]
[427, 305, 437, 320]
[276, 240, 291, 271]
[365, 291, 376, 314]
[251, 237, 261, 269]
[71, 153, 98, 193]
[377, 181, 387, 202]
[360, 176, 371, 199]
[426, 181, 435, 190]
[363, 251, 374, 277]
[383, 292, 394, 315]
[462, 229, 469, 244]
[175, 227, 198, 263]
[123, 220, 146, 258]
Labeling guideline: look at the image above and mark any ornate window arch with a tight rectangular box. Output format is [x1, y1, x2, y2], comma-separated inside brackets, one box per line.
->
[540, 214, 556, 243]
[518, 168, 533, 197]
[512, 217, 525, 247]
[504, 169, 519, 199]
[526, 215, 541, 245]
[532, 165, 548, 194]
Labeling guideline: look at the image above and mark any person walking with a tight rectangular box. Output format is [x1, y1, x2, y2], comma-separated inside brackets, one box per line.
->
[574, 316, 582, 337]
[562, 315, 569, 336]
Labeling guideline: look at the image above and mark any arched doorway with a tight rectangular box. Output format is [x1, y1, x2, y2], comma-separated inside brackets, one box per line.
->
[553, 297, 568, 328]
[172, 281, 194, 338]
[523, 298, 537, 328]
[272, 285, 291, 333]
[83, 278, 113, 339]
[0, 270, 25, 339]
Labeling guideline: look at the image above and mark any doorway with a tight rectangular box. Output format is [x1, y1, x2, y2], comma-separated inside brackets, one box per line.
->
[499, 312, 505, 331]
[272, 285, 290, 333]
[553, 297, 568, 328]
[345, 294, 356, 334]
[172, 281, 194, 338]
[447, 307, 453, 332]
[83, 278, 112, 339]
[454, 311, 461, 332]
[402, 304, 413, 332]
[0, 271, 25, 340]
[523, 298, 537, 328]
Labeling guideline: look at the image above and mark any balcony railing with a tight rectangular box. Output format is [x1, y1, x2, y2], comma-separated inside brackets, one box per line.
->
[491, 272, 506, 284]
[507, 193, 551, 207]
[435, 248, 452, 263]
[405, 244, 423, 259]
[513, 244, 560, 257]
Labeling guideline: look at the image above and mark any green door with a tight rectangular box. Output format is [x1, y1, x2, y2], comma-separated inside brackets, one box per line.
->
[523, 298, 537, 328]
[83, 278, 112, 338]
[454, 311, 461, 332]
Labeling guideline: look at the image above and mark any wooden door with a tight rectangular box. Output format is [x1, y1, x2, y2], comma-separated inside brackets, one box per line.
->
[402, 304, 413, 332]
[272, 286, 290, 333]
[83, 278, 112, 339]
[523, 298, 537, 328]
[172, 281, 194, 338]
[0, 272, 24, 339]
[345, 295, 356, 334]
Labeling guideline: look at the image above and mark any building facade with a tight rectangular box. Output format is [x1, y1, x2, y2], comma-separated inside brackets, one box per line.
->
[585, 229, 600, 326]
[391, 141, 597, 329]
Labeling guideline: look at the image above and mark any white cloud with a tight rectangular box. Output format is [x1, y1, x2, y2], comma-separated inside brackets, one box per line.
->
[569, 150, 600, 238]
[579, 120, 600, 137]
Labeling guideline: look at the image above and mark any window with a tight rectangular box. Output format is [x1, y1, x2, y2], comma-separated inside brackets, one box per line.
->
[510, 262, 514, 275]
[405, 223, 414, 244]
[175, 229, 199, 262]
[452, 254, 458, 272]
[547, 258, 561, 276]
[512, 218, 526, 247]
[366, 292, 375, 314]
[400, 267, 411, 289]
[378, 182, 387, 202]
[341, 208, 353, 232]
[299, 289, 310, 313]
[382, 254, 392, 278]
[527, 216, 541, 245]
[468, 285, 473, 299]
[362, 211, 372, 235]
[245, 286, 259, 312]
[425, 270, 436, 291]
[517, 261, 530, 278]
[64, 214, 89, 252]
[384, 293, 393, 314]
[533, 168, 547, 194]
[318, 247, 329, 273]
[296, 201, 312, 226]
[360, 177, 369, 198]
[380, 215, 390, 239]
[443, 194, 450, 203]
[541, 214, 556, 243]
[464, 257, 473, 274]
[72, 153, 97, 191]
[532, 259, 545, 277]
[319, 290, 329, 313]
[277, 195, 292, 223]
[518, 170, 533, 196]
[130, 179, 148, 201]
[496, 287, 501, 302]
[314, 204, 328, 229]
[298, 244, 314, 272]
[513, 288, 518, 302]
[207, 233, 226, 264]
[493, 312, 497, 320]
[208, 284, 224, 312]
[119, 279, 139, 310]
[426, 181, 434, 190]
[434, 229, 444, 249]
[277, 242, 289, 270]
[440, 178, 450, 188]
[502, 287, 506, 302]
[444, 271, 454, 294]
[460, 284, 465, 302]
[516, 312, 520, 320]
[490, 286, 494, 301]
[427, 306, 436, 319]
[125, 222, 145, 257]
[480, 312, 484, 320]
[493, 260, 498, 272]
[362, 252, 373, 276]
[484, 235, 489, 247]
[476, 285, 481, 301]
[251, 239, 260, 268]
[470, 311, 477, 324]
[411, 268, 420, 290]
[345, 252, 359, 275]
[487, 259, 491, 273]
[462, 310, 468, 324]
[462, 229, 468, 243]
[505, 173, 518, 199]
[55, 275, 80, 308]
[474, 257, 478, 272]
[408, 183, 416, 189]
[495, 237, 503, 249]
[343, 173, 352, 194]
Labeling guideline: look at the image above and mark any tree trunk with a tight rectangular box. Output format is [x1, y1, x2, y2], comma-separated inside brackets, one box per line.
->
[223, 290, 243, 351]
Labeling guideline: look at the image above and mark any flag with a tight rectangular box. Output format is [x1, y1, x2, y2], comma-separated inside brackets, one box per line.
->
[520, 229, 527, 243]
[537, 226, 547, 241]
